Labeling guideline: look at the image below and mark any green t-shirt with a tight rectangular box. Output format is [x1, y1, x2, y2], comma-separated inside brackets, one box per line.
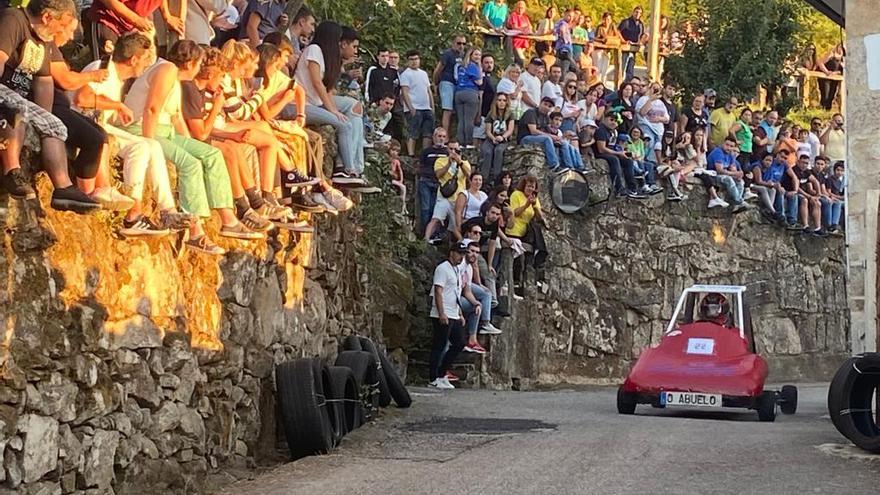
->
[734, 119, 753, 153]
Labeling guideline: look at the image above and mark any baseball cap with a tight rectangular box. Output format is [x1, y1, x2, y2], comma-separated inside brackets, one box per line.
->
[583, 118, 598, 128]
[529, 57, 545, 66]
[540, 96, 556, 105]
[462, 239, 479, 248]
[703, 88, 717, 98]
[452, 241, 469, 253]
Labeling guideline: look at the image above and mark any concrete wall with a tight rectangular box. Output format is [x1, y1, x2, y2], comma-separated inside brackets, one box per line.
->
[844, 4, 880, 355]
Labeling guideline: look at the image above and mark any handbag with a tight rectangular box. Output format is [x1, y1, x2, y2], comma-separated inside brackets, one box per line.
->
[439, 161, 460, 198]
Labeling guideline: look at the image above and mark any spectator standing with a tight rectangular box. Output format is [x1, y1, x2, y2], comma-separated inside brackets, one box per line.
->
[609, 82, 636, 135]
[454, 46, 484, 147]
[518, 57, 544, 111]
[416, 128, 448, 231]
[364, 48, 400, 107]
[594, 112, 643, 199]
[496, 64, 524, 119]
[388, 139, 407, 212]
[541, 63, 563, 109]
[424, 141, 471, 243]
[286, 5, 316, 67]
[817, 43, 844, 110]
[455, 171, 488, 237]
[506, 1, 532, 67]
[592, 12, 618, 84]
[708, 96, 738, 149]
[703, 88, 717, 110]
[399, 49, 435, 156]
[754, 110, 779, 156]
[87, 0, 184, 59]
[820, 113, 845, 164]
[727, 108, 754, 168]
[507, 175, 549, 295]
[295, 21, 367, 185]
[239, 0, 285, 47]
[433, 34, 467, 136]
[481, 93, 514, 182]
[677, 94, 709, 145]
[428, 241, 472, 390]
[807, 117, 823, 164]
[482, 0, 508, 30]
[184, 0, 226, 45]
[534, 6, 557, 59]
[660, 83, 678, 136]
[0, 0, 100, 212]
[706, 136, 749, 213]
[553, 9, 575, 75]
[474, 53, 496, 147]
[617, 6, 645, 82]
[635, 83, 669, 165]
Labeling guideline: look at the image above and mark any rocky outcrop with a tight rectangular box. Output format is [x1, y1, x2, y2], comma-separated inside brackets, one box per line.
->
[478, 147, 849, 388]
[0, 144, 420, 493]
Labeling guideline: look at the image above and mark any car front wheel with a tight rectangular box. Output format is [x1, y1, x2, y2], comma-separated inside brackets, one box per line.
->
[617, 387, 637, 415]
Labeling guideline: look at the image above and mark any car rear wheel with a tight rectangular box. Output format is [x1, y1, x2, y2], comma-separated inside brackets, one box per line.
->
[779, 385, 798, 415]
[757, 390, 777, 422]
[617, 387, 637, 415]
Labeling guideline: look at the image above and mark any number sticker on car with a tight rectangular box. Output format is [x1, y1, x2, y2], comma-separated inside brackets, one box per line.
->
[660, 391, 722, 407]
[686, 338, 715, 355]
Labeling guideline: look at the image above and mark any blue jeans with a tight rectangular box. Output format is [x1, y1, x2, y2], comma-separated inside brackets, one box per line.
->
[561, 118, 577, 134]
[520, 135, 559, 168]
[597, 153, 637, 194]
[418, 178, 438, 229]
[785, 193, 801, 224]
[633, 160, 657, 186]
[820, 197, 843, 227]
[460, 283, 492, 337]
[774, 189, 785, 215]
[558, 141, 585, 170]
[305, 96, 364, 175]
[715, 175, 744, 204]
[439, 81, 456, 111]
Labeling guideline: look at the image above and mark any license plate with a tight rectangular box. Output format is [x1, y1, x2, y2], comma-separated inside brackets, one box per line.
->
[660, 391, 722, 408]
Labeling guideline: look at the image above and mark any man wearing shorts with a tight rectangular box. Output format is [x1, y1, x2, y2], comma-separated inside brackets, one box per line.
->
[432, 34, 465, 135]
[424, 141, 470, 244]
[400, 49, 435, 156]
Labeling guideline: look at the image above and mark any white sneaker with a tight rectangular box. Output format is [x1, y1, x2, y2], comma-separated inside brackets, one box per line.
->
[478, 322, 502, 335]
[90, 186, 135, 211]
[322, 188, 355, 212]
[311, 192, 339, 215]
[743, 191, 759, 201]
[429, 377, 455, 389]
[708, 197, 729, 209]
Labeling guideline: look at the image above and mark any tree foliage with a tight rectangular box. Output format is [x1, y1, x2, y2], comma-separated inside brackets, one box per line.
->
[663, 0, 809, 101]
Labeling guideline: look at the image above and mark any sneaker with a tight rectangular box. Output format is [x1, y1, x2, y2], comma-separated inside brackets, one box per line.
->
[786, 222, 803, 231]
[512, 293, 524, 301]
[444, 371, 460, 382]
[429, 377, 455, 390]
[550, 166, 571, 175]
[2, 168, 35, 199]
[282, 171, 319, 189]
[219, 222, 265, 240]
[493, 307, 511, 317]
[50, 185, 101, 213]
[427, 237, 444, 246]
[656, 164, 673, 178]
[464, 342, 487, 354]
[332, 171, 366, 186]
[186, 235, 225, 255]
[363, 141, 375, 149]
[290, 194, 326, 213]
[321, 188, 354, 213]
[90, 186, 135, 211]
[347, 184, 382, 194]
[812, 228, 828, 238]
[691, 167, 705, 176]
[627, 190, 648, 200]
[254, 203, 293, 222]
[119, 216, 169, 237]
[647, 184, 664, 195]
[731, 202, 751, 214]
[159, 210, 196, 231]
[707, 197, 729, 209]
[240, 208, 275, 232]
[666, 193, 683, 202]
[377, 134, 392, 144]
[272, 217, 314, 233]
[310, 192, 339, 215]
[640, 185, 652, 194]
[743, 190, 759, 201]
[478, 322, 502, 335]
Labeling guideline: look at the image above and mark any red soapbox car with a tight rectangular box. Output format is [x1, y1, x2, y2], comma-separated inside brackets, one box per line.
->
[617, 285, 797, 422]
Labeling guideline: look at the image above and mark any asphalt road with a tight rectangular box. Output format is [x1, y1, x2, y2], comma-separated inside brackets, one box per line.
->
[220, 384, 880, 495]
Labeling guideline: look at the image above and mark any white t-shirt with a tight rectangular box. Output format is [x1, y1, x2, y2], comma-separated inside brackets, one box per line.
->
[635, 95, 668, 138]
[457, 259, 474, 289]
[79, 59, 125, 124]
[541, 80, 562, 108]
[519, 70, 542, 109]
[399, 67, 432, 111]
[430, 261, 462, 319]
[496, 77, 522, 116]
[576, 100, 598, 128]
[807, 131, 821, 163]
[295, 44, 326, 107]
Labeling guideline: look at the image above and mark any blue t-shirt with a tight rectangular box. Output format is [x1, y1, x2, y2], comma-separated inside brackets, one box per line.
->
[707, 147, 738, 173]
[440, 49, 461, 84]
[762, 160, 786, 184]
[456, 62, 481, 91]
[482, 1, 509, 29]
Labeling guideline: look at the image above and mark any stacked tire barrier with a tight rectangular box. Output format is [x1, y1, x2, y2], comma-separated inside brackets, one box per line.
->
[275, 336, 412, 460]
[827, 353, 880, 453]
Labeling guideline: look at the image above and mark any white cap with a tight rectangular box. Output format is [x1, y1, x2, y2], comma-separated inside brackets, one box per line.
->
[583, 118, 598, 128]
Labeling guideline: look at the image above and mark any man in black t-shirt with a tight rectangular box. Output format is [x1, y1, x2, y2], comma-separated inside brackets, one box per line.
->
[364, 48, 403, 140]
[0, 0, 99, 212]
[518, 97, 568, 172]
[781, 154, 824, 235]
[661, 83, 678, 137]
[417, 127, 449, 231]
[593, 112, 643, 199]
[461, 202, 504, 308]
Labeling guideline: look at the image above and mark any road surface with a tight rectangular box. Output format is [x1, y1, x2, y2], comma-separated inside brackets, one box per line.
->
[220, 384, 880, 495]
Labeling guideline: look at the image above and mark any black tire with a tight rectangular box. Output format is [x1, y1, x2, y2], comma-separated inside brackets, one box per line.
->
[342, 335, 362, 351]
[757, 390, 777, 422]
[358, 337, 392, 407]
[335, 350, 381, 422]
[827, 353, 880, 453]
[779, 385, 798, 415]
[275, 358, 334, 459]
[617, 387, 636, 415]
[377, 348, 412, 408]
[327, 365, 361, 436]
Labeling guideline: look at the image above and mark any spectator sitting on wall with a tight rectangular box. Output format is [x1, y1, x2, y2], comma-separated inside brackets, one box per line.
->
[794, 153, 827, 237]
[780, 152, 814, 233]
[546, 111, 585, 171]
[507, 175, 550, 296]
[706, 136, 751, 213]
[428, 241, 471, 390]
[820, 159, 845, 235]
[747, 153, 786, 224]
[455, 171, 488, 240]
[593, 112, 645, 199]
[463, 201, 507, 308]
[425, 140, 471, 244]
[365, 93, 395, 145]
[460, 238, 502, 355]
[516, 97, 571, 174]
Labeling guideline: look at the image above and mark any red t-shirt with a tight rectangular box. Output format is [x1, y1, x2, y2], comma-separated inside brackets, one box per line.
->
[88, 0, 163, 36]
[507, 12, 532, 49]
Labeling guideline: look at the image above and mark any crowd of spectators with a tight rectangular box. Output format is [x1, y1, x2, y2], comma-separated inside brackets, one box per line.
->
[0, 0, 846, 389]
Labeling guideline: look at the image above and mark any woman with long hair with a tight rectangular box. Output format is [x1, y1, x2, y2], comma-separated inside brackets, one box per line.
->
[455, 171, 489, 240]
[560, 80, 581, 134]
[507, 175, 549, 295]
[535, 6, 558, 56]
[592, 12, 618, 83]
[728, 108, 754, 168]
[610, 82, 635, 134]
[454, 46, 484, 146]
[294, 21, 366, 184]
[480, 93, 515, 182]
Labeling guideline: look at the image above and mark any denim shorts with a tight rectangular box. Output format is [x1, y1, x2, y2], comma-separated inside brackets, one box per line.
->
[439, 81, 456, 111]
[408, 109, 435, 139]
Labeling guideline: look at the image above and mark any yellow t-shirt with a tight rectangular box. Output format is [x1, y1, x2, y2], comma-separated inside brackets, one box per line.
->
[709, 108, 737, 147]
[507, 190, 540, 237]
[433, 157, 471, 197]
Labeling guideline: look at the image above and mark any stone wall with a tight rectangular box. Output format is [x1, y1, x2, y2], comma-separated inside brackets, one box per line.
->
[0, 144, 420, 493]
[408, 147, 849, 389]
